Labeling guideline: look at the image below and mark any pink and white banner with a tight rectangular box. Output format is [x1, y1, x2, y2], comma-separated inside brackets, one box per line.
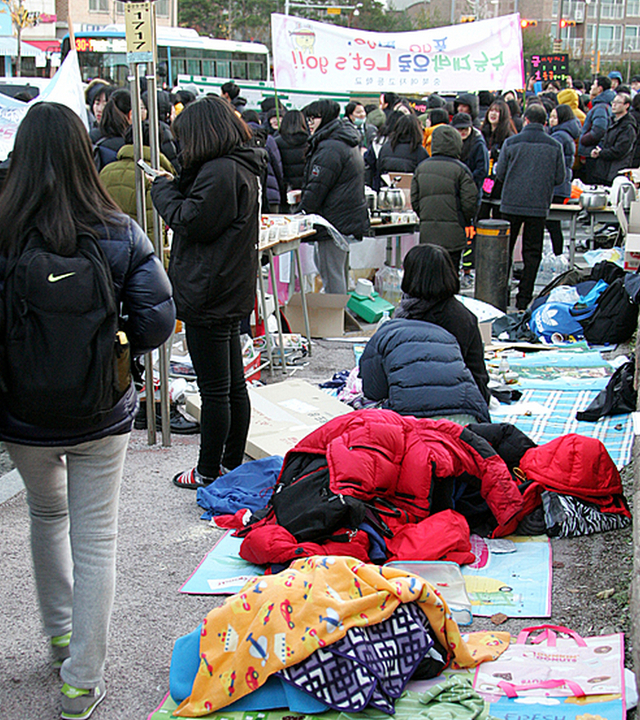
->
[271, 13, 524, 94]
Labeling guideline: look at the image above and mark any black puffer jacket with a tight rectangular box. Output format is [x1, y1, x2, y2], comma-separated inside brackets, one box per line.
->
[411, 126, 478, 252]
[0, 216, 175, 446]
[151, 145, 267, 325]
[276, 130, 309, 191]
[377, 140, 428, 175]
[592, 112, 638, 185]
[299, 118, 369, 242]
[359, 318, 490, 422]
[454, 92, 480, 127]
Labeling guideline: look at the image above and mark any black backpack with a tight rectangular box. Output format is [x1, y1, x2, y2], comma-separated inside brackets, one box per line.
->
[0, 231, 129, 429]
[576, 360, 636, 421]
[580, 277, 639, 345]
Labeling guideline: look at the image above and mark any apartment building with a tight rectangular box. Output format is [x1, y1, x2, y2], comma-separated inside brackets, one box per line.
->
[392, 0, 639, 62]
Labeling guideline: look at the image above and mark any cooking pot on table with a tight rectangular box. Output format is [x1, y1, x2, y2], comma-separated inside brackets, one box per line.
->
[579, 188, 608, 211]
[377, 186, 405, 211]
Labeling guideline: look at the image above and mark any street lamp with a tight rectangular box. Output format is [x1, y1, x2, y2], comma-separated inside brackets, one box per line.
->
[627, 44, 634, 83]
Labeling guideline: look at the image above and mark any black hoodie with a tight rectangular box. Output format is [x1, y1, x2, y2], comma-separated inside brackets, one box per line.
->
[151, 145, 268, 324]
[299, 118, 369, 242]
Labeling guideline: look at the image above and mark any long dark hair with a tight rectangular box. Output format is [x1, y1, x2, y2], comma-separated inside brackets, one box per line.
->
[481, 99, 516, 150]
[402, 244, 459, 300]
[0, 103, 123, 256]
[389, 114, 423, 152]
[172, 95, 251, 169]
[278, 109, 308, 138]
[99, 88, 132, 138]
[303, 99, 340, 131]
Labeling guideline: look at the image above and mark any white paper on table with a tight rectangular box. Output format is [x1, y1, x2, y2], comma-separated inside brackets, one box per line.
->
[491, 401, 552, 417]
[632, 412, 640, 435]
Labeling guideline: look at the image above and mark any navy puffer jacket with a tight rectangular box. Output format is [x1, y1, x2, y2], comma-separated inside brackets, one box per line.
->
[359, 318, 491, 422]
[0, 215, 176, 445]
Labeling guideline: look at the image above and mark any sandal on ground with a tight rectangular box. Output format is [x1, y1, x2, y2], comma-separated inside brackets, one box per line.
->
[172, 467, 215, 489]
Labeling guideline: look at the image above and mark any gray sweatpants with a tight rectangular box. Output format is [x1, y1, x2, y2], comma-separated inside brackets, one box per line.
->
[5, 434, 129, 688]
[314, 241, 349, 294]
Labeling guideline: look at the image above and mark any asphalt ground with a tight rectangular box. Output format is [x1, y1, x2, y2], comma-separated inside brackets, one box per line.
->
[0, 216, 637, 719]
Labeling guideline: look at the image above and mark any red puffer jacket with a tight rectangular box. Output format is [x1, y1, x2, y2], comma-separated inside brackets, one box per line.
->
[285, 409, 524, 534]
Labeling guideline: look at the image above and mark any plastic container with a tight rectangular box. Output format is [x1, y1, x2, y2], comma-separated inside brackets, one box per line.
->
[347, 290, 395, 324]
[385, 560, 473, 625]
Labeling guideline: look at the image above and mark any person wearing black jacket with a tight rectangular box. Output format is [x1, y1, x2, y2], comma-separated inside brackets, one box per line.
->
[591, 93, 637, 185]
[300, 100, 368, 294]
[150, 97, 267, 490]
[451, 112, 489, 199]
[275, 110, 309, 210]
[377, 114, 428, 177]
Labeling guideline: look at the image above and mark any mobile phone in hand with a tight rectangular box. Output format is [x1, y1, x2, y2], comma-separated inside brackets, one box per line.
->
[137, 158, 162, 178]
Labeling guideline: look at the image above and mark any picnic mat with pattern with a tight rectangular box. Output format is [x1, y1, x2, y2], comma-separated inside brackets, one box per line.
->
[490, 388, 634, 468]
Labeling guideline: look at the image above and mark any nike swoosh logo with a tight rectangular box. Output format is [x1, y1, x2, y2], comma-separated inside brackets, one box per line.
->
[47, 272, 76, 283]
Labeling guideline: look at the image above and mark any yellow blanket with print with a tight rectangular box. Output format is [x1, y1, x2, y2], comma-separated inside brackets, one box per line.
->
[175, 555, 509, 717]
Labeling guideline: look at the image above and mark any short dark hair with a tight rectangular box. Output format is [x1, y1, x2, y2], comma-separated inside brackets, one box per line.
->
[241, 109, 260, 124]
[616, 92, 631, 107]
[172, 95, 251, 169]
[524, 104, 547, 125]
[279, 109, 308, 137]
[573, 79, 585, 91]
[632, 75, 640, 84]
[554, 103, 575, 125]
[345, 101, 363, 118]
[99, 88, 132, 138]
[303, 99, 340, 129]
[596, 76, 612, 91]
[401, 244, 459, 300]
[220, 81, 240, 100]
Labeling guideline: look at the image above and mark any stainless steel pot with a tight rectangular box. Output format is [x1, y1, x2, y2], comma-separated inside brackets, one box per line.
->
[579, 189, 608, 210]
[620, 183, 637, 210]
[378, 186, 405, 211]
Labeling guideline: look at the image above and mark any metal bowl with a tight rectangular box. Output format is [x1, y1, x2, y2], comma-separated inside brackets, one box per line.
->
[579, 190, 608, 211]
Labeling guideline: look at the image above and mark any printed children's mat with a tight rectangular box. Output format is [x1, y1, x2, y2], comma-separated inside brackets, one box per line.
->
[491, 388, 634, 469]
[461, 535, 551, 618]
[179, 532, 264, 595]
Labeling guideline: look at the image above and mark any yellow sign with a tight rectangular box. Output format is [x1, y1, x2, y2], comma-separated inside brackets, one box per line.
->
[125, 2, 155, 54]
[326, 7, 341, 14]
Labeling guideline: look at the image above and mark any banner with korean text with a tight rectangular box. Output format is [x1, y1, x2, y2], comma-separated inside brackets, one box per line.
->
[271, 13, 524, 95]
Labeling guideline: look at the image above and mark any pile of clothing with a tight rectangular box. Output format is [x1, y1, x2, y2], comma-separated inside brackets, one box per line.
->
[168, 556, 511, 717]
[204, 410, 631, 568]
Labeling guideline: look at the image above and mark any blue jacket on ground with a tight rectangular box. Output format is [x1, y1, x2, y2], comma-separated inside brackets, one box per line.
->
[495, 123, 566, 218]
[359, 318, 490, 422]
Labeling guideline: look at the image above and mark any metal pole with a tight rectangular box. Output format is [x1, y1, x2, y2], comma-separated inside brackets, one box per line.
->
[557, 0, 564, 42]
[594, 0, 601, 78]
[285, 0, 290, 14]
[130, 62, 157, 445]
[450, 0, 455, 25]
[144, 4, 171, 447]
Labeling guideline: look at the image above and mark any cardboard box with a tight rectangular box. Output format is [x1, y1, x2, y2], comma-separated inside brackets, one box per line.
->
[285, 293, 348, 338]
[622, 201, 640, 271]
[246, 379, 352, 459]
[185, 379, 353, 459]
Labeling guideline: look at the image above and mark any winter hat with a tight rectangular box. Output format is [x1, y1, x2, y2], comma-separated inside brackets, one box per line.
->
[428, 108, 450, 126]
[609, 71, 624, 82]
[451, 112, 473, 129]
[426, 93, 446, 109]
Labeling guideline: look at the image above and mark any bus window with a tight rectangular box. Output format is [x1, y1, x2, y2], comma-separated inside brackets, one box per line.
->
[201, 59, 214, 76]
[187, 59, 201, 75]
[231, 61, 247, 79]
[248, 62, 263, 81]
[216, 60, 230, 77]
[171, 59, 187, 77]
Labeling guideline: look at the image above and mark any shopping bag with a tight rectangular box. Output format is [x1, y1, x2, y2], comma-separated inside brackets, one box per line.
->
[473, 624, 624, 698]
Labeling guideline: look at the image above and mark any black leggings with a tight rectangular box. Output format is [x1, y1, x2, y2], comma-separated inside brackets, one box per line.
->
[185, 321, 250, 477]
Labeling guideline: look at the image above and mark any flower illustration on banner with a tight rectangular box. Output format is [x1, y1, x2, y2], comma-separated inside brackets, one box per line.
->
[289, 25, 316, 53]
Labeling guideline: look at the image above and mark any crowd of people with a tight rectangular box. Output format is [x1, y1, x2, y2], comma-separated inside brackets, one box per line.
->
[4, 68, 640, 719]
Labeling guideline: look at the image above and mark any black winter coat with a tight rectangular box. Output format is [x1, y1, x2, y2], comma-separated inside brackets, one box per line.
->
[459, 128, 489, 194]
[299, 118, 369, 242]
[275, 130, 309, 191]
[549, 118, 580, 198]
[150, 146, 267, 325]
[377, 140, 428, 176]
[592, 112, 638, 185]
[0, 216, 175, 446]
[411, 126, 478, 252]
[359, 318, 490, 422]
[395, 294, 491, 403]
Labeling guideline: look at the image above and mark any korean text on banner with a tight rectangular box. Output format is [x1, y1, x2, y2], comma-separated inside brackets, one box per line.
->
[271, 13, 524, 95]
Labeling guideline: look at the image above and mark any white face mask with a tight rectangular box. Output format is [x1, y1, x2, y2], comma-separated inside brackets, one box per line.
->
[354, 117, 365, 127]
